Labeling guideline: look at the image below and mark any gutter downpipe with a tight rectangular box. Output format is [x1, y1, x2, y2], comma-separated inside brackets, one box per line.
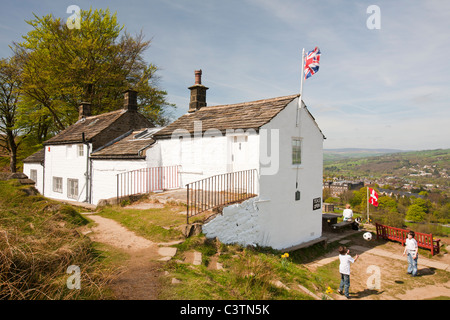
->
[82, 133, 90, 204]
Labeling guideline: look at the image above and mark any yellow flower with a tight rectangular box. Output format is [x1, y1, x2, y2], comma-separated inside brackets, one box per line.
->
[326, 286, 333, 294]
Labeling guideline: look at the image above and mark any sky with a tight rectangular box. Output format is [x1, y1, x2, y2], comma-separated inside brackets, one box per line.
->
[1, 0, 449, 151]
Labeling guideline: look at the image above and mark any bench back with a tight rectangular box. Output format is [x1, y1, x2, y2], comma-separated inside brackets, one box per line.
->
[375, 223, 437, 254]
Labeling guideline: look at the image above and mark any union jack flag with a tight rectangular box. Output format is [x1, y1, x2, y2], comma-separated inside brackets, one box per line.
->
[304, 47, 321, 80]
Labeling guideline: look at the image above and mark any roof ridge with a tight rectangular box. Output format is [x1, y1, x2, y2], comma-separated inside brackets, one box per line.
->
[204, 94, 299, 110]
[77, 108, 125, 122]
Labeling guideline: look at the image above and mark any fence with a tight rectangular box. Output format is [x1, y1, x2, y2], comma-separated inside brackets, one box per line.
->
[186, 169, 258, 223]
[116, 165, 180, 201]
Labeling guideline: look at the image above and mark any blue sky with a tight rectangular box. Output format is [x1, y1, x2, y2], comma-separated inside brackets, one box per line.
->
[1, 0, 449, 151]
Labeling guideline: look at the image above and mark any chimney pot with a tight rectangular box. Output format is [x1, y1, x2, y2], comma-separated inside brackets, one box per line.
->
[79, 102, 92, 120]
[195, 69, 202, 85]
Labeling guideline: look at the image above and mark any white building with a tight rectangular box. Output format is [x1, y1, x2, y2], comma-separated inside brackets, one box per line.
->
[23, 90, 153, 204]
[151, 70, 326, 249]
[23, 70, 326, 250]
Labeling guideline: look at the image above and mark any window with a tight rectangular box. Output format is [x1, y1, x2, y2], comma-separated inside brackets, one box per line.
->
[30, 169, 37, 183]
[67, 179, 79, 200]
[53, 177, 63, 193]
[292, 138, 302, 165]
[77, 144, 84, 157]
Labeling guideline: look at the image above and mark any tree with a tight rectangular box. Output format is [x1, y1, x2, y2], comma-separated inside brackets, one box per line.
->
[0, 57, 23, 172]
[13, 8, 174, 142]
[405, 204, 426, 222]
[378, 195, 398, 213]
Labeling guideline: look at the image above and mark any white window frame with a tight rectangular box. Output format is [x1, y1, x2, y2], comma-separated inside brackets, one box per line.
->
[53, 177, 63, 193]
[67, 178, 79, 200]
[30, 169, 37, 183]
[77, 144, 84, 157]
[292, 137, 302, 165]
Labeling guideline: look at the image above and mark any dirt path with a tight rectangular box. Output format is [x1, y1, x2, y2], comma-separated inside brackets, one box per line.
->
[86, 212, 449, 300]
[86, 214, 177, 300]
[306, 236, 450, 300]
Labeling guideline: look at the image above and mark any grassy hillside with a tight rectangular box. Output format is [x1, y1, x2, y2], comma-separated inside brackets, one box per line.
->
[324, 148, 408, 161]
[324, 148, 450, 183]
[0, 180, 113, 299]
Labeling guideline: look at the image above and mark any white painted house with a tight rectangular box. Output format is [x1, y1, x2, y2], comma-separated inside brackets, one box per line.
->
[151, 70, 326, 249]
[23, 90, 154, 204]
[23, 70, 325, 250]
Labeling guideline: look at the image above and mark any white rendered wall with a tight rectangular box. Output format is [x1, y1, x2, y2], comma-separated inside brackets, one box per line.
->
[155, 128, 260, 188]
[257, 98, 324, 250]
[44, 144, 90, 203]
[91, 159, 147, 205]
[202, 98, 324, 250]
[23, 162, 44, 195]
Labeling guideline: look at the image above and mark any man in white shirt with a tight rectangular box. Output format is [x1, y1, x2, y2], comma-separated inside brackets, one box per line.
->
[402, 231, 419, 276]
[342, 204, 353, 221]
[337, 246, 359, 299]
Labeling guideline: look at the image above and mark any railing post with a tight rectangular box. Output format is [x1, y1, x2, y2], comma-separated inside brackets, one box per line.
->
[186, 184, 190, 224]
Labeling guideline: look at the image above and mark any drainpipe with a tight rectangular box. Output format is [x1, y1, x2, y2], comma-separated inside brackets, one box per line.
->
[82, 133, 90, 203]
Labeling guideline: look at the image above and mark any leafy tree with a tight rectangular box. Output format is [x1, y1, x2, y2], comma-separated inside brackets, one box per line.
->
[378, 195, 398, 213]
[350, 187, 364, 208]
[411, 197, 431, 213]
[13, 8, 174, 143]
[405, 204, 426, 222]
[0, 56, 23, 172]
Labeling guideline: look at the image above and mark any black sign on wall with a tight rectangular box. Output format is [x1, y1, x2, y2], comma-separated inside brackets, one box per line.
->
[313, 197, 321, 210]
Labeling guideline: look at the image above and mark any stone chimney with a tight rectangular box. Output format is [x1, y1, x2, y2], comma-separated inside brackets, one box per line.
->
[123, 89, 138, 112]
[188, 69, 208, 113]
[78, 102, 91, 120]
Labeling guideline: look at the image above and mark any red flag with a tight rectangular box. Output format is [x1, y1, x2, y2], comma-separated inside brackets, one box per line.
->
[369, 188, 378, 207]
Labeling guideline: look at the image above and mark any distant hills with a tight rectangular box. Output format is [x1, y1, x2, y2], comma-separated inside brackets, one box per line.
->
[323, 148, 450, 192]
[323, 148, 410, 160]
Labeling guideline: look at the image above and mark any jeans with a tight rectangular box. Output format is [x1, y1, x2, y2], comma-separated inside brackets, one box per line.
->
[339, 274, 350, 297]
[407, 252, 418, 276]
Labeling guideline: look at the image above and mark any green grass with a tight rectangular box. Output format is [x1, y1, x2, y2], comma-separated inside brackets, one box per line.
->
[158, 235, 340, 300]
[0, 180, 115, 300]
[93, 200, 349, 300]
[96, 204, 187, 243]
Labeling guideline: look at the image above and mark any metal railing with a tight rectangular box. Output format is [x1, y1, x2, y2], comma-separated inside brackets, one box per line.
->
[116, 165, 180, 201]
[186, 169, 258, 223]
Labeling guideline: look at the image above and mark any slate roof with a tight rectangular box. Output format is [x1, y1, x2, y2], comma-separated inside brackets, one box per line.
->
[90, 128, 156, 159]
[23, 148, 45, 163]
[44, 110, 126, 145]
[154, 94, 300, 138]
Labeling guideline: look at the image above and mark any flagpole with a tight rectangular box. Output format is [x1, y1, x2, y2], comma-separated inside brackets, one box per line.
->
[367, 187, 370, 223]
[296, 48, 305, 127]
[295, 48, 305, 191]
[299, 48, 305, 109]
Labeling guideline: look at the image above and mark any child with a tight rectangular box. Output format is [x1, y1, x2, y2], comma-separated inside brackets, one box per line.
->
[337, 246, 359, 299]
[342, 204, 353, 222]
[402, 231, 418, 277]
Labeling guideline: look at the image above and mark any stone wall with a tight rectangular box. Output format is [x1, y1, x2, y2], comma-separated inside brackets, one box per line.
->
[202, 197, 261, 247]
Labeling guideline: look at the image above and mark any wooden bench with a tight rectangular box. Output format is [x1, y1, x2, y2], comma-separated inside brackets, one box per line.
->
[375, 223, 441, 255]
[331, 221, 353, 232]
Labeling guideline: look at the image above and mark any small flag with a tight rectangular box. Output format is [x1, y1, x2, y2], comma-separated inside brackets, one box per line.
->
[368, 187, 379, 207]
[304, 47, 321, 80]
